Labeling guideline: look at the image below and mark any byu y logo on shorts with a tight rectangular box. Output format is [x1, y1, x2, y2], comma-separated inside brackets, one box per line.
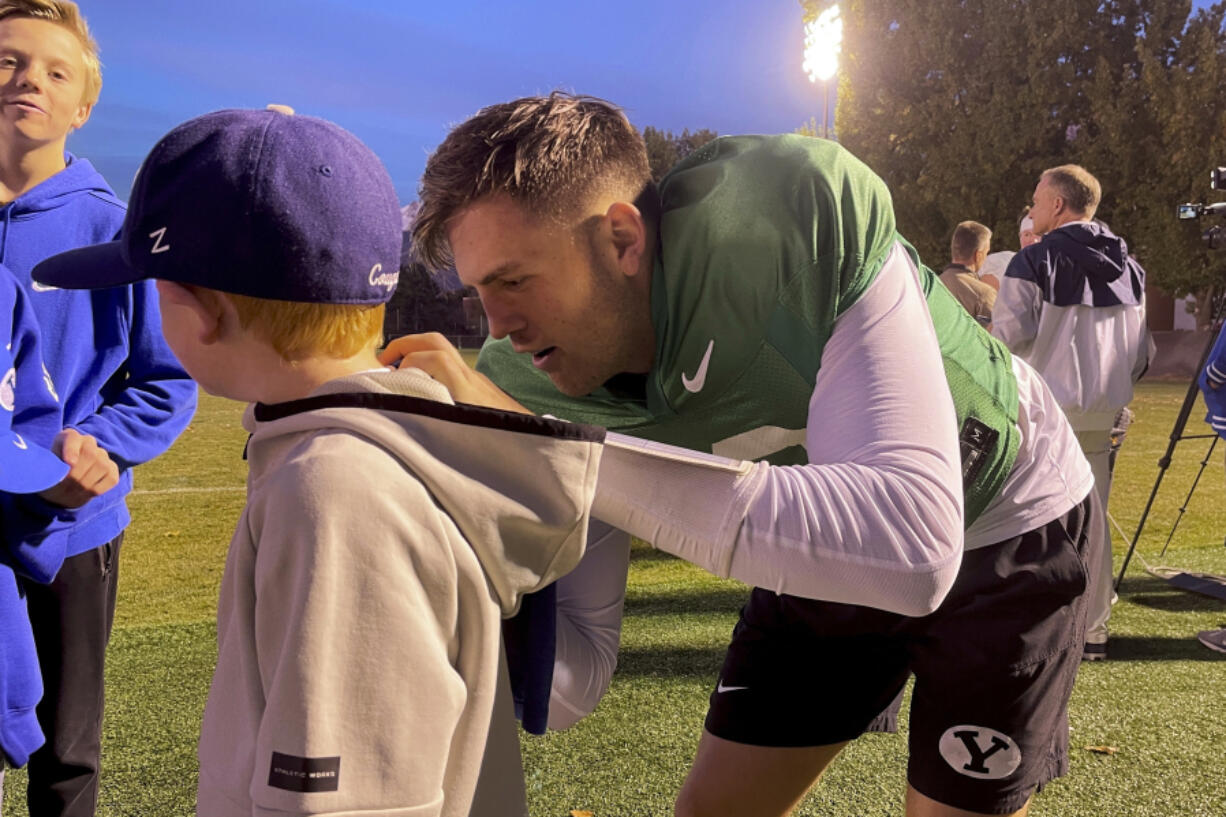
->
[938, 724, 1022, 780]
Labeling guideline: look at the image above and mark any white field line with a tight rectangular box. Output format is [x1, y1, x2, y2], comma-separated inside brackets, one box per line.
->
[131, 486, 246, 496]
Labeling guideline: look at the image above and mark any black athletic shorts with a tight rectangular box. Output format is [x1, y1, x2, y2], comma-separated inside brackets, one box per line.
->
[705, 496, 1095, 814]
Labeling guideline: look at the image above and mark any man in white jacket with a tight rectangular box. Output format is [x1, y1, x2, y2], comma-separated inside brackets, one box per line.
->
[993, 164, 1152, 659]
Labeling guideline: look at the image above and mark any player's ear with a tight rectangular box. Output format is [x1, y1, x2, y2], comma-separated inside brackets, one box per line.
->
[156, 281, 226, 344]
[605, 200, 648, 279]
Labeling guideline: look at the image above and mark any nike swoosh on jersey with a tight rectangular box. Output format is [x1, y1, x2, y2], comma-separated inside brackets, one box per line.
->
[716, 680, 748, 693]
[31, 281, 60, 292]
[681, 339, 715, 393]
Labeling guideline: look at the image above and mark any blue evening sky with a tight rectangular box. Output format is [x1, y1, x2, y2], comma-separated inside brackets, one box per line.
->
[69, 0, 829, 202]
[68, 1, 1219, 203]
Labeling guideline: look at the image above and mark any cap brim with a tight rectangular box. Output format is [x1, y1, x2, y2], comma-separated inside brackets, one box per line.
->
[0, 431, 69, 493]
[32, 241, 148, 291]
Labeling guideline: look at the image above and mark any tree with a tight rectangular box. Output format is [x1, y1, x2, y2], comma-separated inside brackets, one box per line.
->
[383, 258, 469, 342]
[642, 126, 719, 182]
[643, 125, 679, 183]
[799, 0, 1226, 316]
[1117, 3, 1226, 326]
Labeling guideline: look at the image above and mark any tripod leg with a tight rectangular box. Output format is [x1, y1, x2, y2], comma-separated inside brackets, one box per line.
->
[1115, 322, 1225, 591]
[1157, 436, 1218, 559]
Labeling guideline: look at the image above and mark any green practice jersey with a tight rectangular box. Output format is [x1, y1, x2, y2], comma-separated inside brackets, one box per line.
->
[478, 135, 1019, 524]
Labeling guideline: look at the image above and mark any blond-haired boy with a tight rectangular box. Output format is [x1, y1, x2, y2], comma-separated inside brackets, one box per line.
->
[34, 108, 603, 817]
[0, 3, 196, 813]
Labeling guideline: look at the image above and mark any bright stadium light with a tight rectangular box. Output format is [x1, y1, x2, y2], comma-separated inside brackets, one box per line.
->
[803, 4, 843, 139]
[803, 5, 842, 83]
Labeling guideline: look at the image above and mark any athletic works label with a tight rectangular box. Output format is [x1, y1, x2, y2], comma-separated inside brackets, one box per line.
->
[938, 725, 1021, 780]
[268, 751, 341, 792]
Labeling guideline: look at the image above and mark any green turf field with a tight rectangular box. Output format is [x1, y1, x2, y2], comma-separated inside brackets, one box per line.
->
[3, 380, 1224, 816]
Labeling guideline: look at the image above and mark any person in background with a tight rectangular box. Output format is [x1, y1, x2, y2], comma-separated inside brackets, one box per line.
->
[0, 260, 118, 801]
[992, 164, 1152, 661]
[1018, 208, 1040, 248]
[1195, 318, 1226, 654]
[980, 208, 1040, 290]
[938, 220, 996, 327]
[0, 2, 196, 813]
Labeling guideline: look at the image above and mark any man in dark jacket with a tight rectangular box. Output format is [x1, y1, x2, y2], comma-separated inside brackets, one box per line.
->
[992, 165, 1152, 661]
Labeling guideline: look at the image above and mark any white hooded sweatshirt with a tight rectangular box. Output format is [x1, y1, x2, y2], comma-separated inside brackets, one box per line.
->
[195, 368, 603, 817]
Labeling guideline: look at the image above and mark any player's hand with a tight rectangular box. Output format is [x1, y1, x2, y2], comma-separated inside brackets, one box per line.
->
[379, 333, 532, 414]
[37, 429, 120, 508]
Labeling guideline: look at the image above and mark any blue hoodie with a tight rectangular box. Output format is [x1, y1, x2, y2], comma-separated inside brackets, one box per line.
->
[0, 263, 74, 582]
[0, 154, 197, 558]
[1200, 321, 1226, 440]
[0, 264, 74, 768]
[1, 565, 43, 767]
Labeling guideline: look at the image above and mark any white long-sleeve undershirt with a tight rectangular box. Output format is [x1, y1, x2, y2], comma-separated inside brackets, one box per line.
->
[592, 241, 964, 617]
[547, 242, 965, 725]
[547, 520, 629, 731]
[550, 242, 1093, 726]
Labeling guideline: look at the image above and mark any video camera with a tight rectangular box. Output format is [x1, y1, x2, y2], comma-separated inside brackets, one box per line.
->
[1177, 167, 1226, 249]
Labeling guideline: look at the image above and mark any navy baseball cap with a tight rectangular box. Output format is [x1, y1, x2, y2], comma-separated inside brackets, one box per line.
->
[33, 108, 402, 304]
[0, 343, 68, 494]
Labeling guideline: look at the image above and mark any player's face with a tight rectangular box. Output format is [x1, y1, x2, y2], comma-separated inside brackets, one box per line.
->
[0, 17, 92, 151]
[1028, 178, 1060, 237]
[449, 194, 648, 397]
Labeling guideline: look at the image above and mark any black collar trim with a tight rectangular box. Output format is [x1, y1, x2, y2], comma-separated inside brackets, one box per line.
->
[253, 392, 606, 443]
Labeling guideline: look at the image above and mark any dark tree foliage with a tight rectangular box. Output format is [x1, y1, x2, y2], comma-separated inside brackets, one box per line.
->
[801, 0, 1226, 322]
[382, 258, 469, 342]
[642, 126, 719, 182]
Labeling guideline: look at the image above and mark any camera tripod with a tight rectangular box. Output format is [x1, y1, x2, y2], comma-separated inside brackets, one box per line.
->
[1114, 295, 1226, 593]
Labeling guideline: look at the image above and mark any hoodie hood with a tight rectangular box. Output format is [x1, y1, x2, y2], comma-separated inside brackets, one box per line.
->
[6, 154, 117, 216]
[0, 153, 124, 269]
[1014, 221, 1144, 307]
[243, 367, 604, 616]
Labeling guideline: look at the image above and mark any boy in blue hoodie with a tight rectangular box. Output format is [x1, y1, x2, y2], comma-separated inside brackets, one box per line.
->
[0, 3, 196, 814]
[0, 260, 117, 800]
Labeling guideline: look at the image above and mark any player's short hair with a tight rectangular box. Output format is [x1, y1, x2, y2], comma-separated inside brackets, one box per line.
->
[0, 0, 101, 105]
[1041, 164, 1101, 219]
[951, 220, 991, 262]
[224, 293, 385, 362]
[412, 91, 652, 272]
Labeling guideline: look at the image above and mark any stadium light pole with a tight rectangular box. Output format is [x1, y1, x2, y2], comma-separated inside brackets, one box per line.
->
[803, 4, 843, 139]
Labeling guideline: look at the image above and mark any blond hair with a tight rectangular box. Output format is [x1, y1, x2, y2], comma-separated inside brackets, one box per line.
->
[225, 293, 385, 362]
[413, 91, 651, 272]
[950, 220, 991, 263]
[1041, 165, 1101, 219]
[0, 0, 101, 104]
